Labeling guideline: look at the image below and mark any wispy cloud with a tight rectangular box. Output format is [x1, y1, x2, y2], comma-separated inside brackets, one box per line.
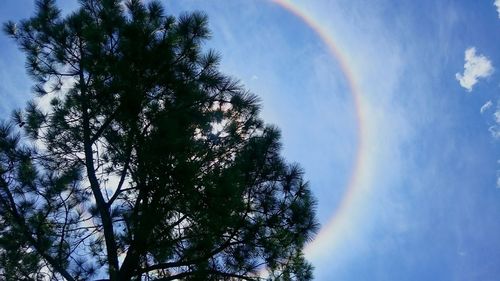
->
[495, 0, 500, 18]
[489, 126, 500, 139]
[489, 102, 500, 139]
[482, 100, 500, 188]
[455, 47, 494, 92]
[494, 104, 500, 124]
[480, 100, 493, 113]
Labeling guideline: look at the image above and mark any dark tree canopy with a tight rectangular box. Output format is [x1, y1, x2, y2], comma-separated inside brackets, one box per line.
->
[0, 0, 319, 280]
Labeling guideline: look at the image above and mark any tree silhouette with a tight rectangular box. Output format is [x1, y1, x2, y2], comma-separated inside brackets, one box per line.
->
[0, 0, 319, 280]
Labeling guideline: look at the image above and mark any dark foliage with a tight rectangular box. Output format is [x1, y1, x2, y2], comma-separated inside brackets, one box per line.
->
[0, 1, 319, 280]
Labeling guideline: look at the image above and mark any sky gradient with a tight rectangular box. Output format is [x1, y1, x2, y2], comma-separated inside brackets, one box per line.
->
[1, 0, 500, 280]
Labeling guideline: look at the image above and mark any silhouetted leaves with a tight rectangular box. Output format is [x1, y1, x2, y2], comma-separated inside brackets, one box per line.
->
[1, 1, 319, 280]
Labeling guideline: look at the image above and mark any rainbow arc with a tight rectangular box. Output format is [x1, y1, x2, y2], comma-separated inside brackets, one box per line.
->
[271, 0, 371, 259]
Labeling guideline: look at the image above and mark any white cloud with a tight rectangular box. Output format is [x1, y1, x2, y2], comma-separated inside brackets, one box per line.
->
[494, 105, 500, 124]
[489, 104, 500, 189]
[489, 125, 500, 139]
[495, 0, 500, 18]
[480, 100, 493, 113]
[455, 47, 494, 91]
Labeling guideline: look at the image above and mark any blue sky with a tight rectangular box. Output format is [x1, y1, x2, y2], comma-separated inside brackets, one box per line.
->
[1, 0, 500, 280]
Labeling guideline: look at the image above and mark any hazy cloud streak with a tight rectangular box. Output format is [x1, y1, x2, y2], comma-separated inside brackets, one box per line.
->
[480, 100, 493, 113]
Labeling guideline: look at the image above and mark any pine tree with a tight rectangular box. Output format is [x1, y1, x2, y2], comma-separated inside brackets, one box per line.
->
[0, 0, 319, 280]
